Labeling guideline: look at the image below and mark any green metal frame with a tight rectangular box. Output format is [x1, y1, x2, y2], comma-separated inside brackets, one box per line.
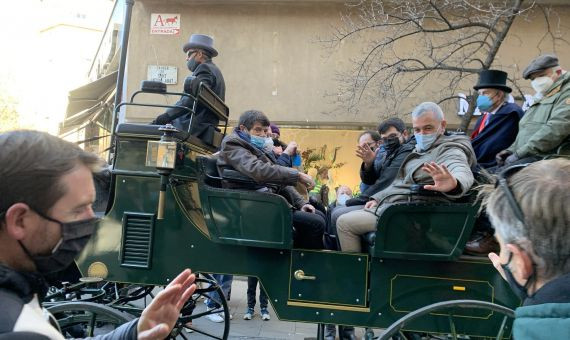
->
[76, 123, 520, 338]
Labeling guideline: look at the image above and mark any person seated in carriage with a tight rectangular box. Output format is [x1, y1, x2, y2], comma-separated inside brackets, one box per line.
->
[336, 102, 477, 253]
[217, 109, 325, 249]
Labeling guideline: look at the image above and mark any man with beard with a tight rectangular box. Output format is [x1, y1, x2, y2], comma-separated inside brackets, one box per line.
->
[152, 34, 225, 146]
[0, 130, 196, 339]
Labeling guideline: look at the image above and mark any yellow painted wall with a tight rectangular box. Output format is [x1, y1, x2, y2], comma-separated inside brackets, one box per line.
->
[279, 127, 364, 196]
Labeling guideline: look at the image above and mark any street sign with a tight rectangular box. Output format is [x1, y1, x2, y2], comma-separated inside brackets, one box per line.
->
[150, 13, 180, 35]
[147, 65, 178, 85]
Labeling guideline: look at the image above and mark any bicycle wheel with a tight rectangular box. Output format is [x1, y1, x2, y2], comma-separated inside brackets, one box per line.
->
[171, 273, 230, 340]
[378, 300, 515, 340]
[47, 301, 134, 337]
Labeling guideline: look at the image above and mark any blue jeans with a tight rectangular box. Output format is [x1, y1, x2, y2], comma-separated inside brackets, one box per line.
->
[206, 274, 233, 309]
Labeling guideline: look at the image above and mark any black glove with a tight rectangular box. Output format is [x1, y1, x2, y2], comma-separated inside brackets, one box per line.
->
[495, 150, 513, 167]
[150, 113, 171, 125]
[346, 196, 369, 207]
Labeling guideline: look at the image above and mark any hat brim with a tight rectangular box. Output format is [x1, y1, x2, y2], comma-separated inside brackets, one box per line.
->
[182, 42, 218, 57]
[473, 84, 512, 93]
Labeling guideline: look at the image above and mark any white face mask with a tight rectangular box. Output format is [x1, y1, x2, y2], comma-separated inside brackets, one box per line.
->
[414, 127, 442, 152]
[337, 193, 351, 206]
[531, 76, 554, 95]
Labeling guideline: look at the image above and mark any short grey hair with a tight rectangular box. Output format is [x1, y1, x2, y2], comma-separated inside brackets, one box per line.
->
[483, 159, 570, 280]
[411, 102, 444, 121]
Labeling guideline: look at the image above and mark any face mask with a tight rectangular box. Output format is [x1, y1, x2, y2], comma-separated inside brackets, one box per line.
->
[337, 193, 351, 206]
[187, 57, 199, 72]
[476, 95, 494, 112]
[531, 76, 554, 95]
[383, 136, 401, 154]
[250, 134, 266, 149]
[263, 137, 274, 153]
[501, 253, 534, 301]
[20, 212, 99, 275]
[415, 128, 440, 152]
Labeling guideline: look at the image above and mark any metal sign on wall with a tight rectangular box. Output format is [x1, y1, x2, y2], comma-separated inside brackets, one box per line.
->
[147, 65, 178, 84]
[150, 13, 180, 35]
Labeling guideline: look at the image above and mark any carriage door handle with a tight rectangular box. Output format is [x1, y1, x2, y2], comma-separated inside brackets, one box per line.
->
[294, 270, 316, 281]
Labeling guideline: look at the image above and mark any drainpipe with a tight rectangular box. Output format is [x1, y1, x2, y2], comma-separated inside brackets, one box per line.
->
[109, 0, 135, 164]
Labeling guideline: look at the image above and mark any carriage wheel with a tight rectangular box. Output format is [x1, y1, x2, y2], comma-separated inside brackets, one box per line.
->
[378, 300, 515, 340]
[171, 273, 230, 340]
[47, 301, 134, 337]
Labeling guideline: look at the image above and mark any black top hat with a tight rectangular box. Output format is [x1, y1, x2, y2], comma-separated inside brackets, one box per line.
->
[182, 34, 218, 57]
[473, 69, 512, 93]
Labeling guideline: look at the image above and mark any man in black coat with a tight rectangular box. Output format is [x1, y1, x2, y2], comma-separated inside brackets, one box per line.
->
[153, 34, 226, 145]
[470, 70, 524, 168]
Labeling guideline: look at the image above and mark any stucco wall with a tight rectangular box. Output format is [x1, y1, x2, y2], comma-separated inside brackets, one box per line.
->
[124, 1, 570, 127]
[122, 1, 570, 196]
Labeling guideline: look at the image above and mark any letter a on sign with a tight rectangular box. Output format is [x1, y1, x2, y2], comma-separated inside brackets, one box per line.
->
[151, 13, 180, 35]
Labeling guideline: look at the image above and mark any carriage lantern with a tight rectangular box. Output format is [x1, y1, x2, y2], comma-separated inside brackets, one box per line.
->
[145, 124, 179, 219]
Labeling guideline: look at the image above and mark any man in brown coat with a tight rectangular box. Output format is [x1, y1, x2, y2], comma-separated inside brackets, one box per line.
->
[217, 110, 325, 249]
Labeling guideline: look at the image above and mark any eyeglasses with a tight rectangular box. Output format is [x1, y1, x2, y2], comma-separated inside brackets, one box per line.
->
[186, 50, 197, 58]
[495, 163, 530, 227]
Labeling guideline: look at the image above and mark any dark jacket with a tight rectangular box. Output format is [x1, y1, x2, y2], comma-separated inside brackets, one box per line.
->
[513, 273, 570, 339]
[170, 60, 225, 141]
[217, 129, 307, 209]
[0, 264, 137, 339]
[348, 142, 415, 206]
[471, 102, 524, 168]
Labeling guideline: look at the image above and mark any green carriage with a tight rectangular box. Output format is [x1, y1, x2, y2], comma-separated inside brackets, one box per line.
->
[71, 82, 519, 339]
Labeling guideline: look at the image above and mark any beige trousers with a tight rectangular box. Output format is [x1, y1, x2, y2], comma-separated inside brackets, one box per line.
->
[336, 209, 378, 252]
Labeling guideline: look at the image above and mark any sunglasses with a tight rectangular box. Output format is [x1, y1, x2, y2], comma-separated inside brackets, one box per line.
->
[495, 163, 530, 227]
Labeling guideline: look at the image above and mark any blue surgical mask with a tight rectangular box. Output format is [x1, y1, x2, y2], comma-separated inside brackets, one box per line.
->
[250, 135, 266, 149]
[337, 193, 351, 206]
[263, 137, 274, 152]
[415, 129, 440, 152]
[476, 95, 493, 112]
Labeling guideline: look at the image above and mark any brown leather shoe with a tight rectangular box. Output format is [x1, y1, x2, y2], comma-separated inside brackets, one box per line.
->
[464, 232, 500, 256]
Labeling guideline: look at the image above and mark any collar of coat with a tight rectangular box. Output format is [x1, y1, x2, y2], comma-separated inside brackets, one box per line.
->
[0, 264, 48, 304]
[524, 272, 570, 306]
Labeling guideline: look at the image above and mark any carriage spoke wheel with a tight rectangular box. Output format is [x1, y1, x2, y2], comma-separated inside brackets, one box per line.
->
[378, 300, 515, 340]
[170, 273, 230, 340]
[47, 301, 134, 337]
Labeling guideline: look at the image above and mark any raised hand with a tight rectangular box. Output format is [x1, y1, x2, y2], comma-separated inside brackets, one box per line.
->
[137, 269, 196, 340]
[422, 162, 458, 193]
[356, 143, 377, 168]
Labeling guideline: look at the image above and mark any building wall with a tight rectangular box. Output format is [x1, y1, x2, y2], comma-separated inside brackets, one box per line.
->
[123, 0, 570, 195]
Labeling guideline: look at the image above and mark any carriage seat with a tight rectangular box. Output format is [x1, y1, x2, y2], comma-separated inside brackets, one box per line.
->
[360, 193, 479, 261]
[196, 156, 293, 249]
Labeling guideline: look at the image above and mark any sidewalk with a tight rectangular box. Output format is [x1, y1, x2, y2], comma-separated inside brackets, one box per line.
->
[184, 276, 369, 340]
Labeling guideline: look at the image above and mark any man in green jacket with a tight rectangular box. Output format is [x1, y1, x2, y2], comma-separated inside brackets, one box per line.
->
[496, 54, 570, 167]
[485, 158, 570, 339]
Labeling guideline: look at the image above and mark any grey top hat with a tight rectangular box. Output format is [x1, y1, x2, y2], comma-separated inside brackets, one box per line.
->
[522, 54, 559, 79]
[182, 34, 218, 57]
[473, 69, 512, 93]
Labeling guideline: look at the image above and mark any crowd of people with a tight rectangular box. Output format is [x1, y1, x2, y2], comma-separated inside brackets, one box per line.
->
[0, 28, 568, 339]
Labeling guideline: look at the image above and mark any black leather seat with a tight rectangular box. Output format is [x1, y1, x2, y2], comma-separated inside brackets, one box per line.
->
[203, 156, 222, 188]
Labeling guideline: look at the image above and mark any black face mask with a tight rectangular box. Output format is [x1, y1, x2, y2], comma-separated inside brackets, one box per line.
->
[20, 211, 99, 275]
[187, 57, 199, 72]
[383, 136, 401, 154]
[501, 253, 535, 301]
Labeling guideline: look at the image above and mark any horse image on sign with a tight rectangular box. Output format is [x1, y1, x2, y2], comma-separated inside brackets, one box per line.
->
[150, 13, 180, 35]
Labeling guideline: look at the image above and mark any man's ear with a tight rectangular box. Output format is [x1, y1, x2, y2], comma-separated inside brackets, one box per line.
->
[402, 130, 409, 138]
[238, 125, 247, 133]
[3, 203, 34, 240]
[440, 120, 447, 132]
[506, 243, 535, 282]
